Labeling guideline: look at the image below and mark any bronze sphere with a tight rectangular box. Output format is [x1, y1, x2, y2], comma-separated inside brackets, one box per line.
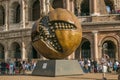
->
[31, 8, 82, 59]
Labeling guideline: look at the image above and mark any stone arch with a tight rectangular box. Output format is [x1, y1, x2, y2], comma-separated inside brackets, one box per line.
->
[0, 5, 5, 26]
[10, 1, 21, 23]
[80, 0, 90, 16]
[9, 42, 21, 59]
[100, 36, 118, 60]
[52, 0, 64, 9]
[75, 37, 91, 59]
[0, 43, 5, 60]
[104, 0, 114, 13]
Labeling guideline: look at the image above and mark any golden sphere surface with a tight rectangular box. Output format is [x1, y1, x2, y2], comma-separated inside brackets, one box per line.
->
[31, 8, 82, 59]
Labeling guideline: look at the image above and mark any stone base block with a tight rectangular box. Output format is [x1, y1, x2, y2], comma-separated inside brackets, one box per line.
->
[32, 60, 84, 77]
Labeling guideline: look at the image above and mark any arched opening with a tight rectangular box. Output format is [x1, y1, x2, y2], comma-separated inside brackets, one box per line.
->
[0, 44, 4, 60]
[81, 41, 91, 59]
[52, 0, 64, 9]
[16, 4, 20, 23]
[0, 6, 5, 26]
[10, 42, 21, 59]
[104, 0, 114, 13]
[102, 40, 116, 59]
[32, 46, 40, 59]
[32, 0, 40, 21]
[11, 2, 21, 23]
[81, 0, 90, 16]
[75, 38, 91, 59]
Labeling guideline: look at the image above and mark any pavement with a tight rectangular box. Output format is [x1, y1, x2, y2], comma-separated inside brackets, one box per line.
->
[0, 73, 118, 80]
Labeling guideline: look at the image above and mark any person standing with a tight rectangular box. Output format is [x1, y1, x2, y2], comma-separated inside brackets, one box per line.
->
[9, 61, 15, 75]
[101, 54, 109, 79]
[87, 59, 91, 72]
[6, 62, 10, 74]
[1, 61, 6, 74]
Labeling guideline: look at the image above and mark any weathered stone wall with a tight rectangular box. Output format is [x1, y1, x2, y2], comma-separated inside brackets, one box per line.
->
[0, 0, 120, 61]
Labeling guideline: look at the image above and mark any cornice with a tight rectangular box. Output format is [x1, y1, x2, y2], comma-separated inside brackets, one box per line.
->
[82, 21, 120, 26]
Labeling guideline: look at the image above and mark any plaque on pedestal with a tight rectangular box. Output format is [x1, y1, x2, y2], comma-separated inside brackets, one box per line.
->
[32, 60, 84, 77]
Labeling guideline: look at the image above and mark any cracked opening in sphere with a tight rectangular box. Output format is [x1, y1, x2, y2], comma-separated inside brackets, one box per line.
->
[32, 16, 77, 53]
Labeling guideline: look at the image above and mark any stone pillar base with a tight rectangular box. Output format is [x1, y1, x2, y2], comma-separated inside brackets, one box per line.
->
[32, 60, 84, 77]
[91, 13, 100, 16]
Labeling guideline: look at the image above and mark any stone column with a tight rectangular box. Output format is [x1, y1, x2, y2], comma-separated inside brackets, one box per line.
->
[93, 0, 99, 15]
[42, 0, 46, 15]
[70, 0, 74, 13]
[90, 42, 94, 59]
[92, 31, 99, 61]
[25, 0, 29, 25]
[5, 50, 8, 61]
[89, 0, 93, 15]
[4, 40, 9, 61]
[46, 0, 50, 14]
[22, 41, 26, 60]
[66, 0, 70, 11]
[98, 45, 102, 60]
[22, 0, 26, 28]
[90, 0, 100, 16]
[5, 0, 9, 31]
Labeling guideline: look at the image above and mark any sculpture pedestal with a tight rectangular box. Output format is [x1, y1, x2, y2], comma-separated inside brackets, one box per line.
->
[32, 60, 84, 77]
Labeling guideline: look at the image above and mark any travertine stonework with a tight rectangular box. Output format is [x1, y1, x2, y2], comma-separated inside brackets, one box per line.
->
[0, 0, 120, 62]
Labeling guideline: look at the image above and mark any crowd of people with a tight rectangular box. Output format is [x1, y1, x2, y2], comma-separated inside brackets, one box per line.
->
[0, 54, 120, 75]
[79, 55, 120, 74]
[0, 59, 37, 75]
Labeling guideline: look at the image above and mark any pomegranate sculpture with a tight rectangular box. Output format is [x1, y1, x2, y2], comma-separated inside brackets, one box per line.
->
[31, 8, 82, 59]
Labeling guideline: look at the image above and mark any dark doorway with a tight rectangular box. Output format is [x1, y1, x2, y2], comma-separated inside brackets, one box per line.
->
[0, 44, 4, 60]
[81, 0, 90, 16]
[81, 41, 91, 59]
[11, 42, 21, 59]
[32, 46, 39, 59]
[0, 6, 5, 26]
[32, 0, 40, 21]
[15, 4, 20, 23]
[102, 41, 116, 59]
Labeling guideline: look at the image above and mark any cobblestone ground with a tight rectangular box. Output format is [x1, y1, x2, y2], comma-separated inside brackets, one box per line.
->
[0, 73, 118, 80]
